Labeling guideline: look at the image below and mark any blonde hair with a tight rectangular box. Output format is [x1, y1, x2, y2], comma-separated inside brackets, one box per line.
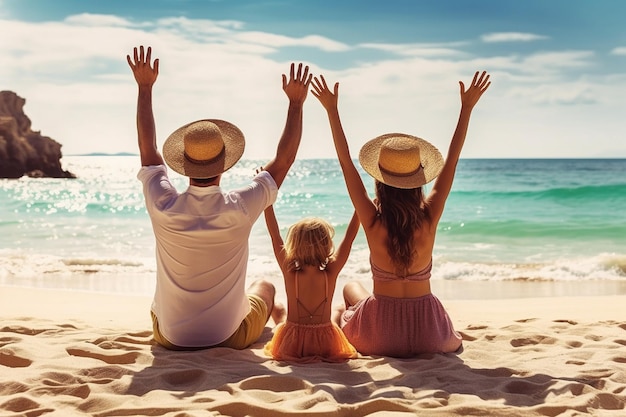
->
[284, 217, 335, 271]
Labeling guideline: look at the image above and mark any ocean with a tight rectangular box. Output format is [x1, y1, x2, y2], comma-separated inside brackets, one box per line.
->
[1, 156, 625, 299]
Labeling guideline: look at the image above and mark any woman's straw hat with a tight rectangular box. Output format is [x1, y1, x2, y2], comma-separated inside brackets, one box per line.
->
[163, 119, 245, 179]
[359, 133, 444, 189]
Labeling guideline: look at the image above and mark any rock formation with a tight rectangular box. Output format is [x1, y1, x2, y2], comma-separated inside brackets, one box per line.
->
[0, 91, 75, 178]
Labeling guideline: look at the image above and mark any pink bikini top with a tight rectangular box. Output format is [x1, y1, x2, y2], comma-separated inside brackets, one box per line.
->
[371, 258, 432, 282]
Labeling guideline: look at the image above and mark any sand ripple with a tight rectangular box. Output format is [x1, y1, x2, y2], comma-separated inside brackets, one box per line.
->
[0, 315, 625, 416]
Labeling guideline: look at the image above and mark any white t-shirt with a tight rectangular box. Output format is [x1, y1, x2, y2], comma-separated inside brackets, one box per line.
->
[138, 165, 278, 347]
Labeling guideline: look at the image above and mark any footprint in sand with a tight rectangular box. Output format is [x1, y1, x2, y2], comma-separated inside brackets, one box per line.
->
[65, 331, 154, 365]
[458, 331, 477, 341]
[238, 375, 310, 392]
[503, 378, 552, 395]
[66, 345, 141, 365]
[465, 324, 489, 330]
[0, 325, 50, 336]
[0, 396, 53, 415]
[33, 380, 91, 399]
[0, 350, 33, 368]
[161, 368, 206, 387]
[0, 336, 21, 348]
[510, 334, 557, 347]
[553, 319, 578, 325]
[514, 318, 539, 323]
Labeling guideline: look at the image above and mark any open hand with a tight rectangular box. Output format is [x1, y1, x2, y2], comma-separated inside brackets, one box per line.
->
[311, 75, 339, 112]
[127, 45, 159, 87]
[282, 63, 312, 105]
[460, 71, 491, 110]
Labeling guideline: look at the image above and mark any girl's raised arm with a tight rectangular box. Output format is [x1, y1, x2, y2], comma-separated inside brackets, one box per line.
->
[263, 205, 287, 271]
[329, 211, 360, 274]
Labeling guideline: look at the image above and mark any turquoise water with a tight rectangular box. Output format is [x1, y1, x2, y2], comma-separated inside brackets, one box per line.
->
[1, 156, 625, 295]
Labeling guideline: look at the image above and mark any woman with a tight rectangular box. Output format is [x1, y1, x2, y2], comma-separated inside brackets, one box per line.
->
[312, 71, 491, 357]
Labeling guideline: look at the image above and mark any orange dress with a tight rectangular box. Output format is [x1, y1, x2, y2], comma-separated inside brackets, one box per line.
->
[264, 271, 357, 363]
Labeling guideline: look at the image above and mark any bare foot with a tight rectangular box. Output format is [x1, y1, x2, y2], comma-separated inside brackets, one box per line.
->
[270, 302, 287, 326]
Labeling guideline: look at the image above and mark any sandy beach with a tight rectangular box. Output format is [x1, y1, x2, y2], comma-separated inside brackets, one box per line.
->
[1, 283, 625, 417]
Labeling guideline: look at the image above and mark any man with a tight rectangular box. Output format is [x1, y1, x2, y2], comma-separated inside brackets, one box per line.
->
[127, 45, 311, 350]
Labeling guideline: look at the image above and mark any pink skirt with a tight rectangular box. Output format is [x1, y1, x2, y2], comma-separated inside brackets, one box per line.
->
[341, 293, 462, 357]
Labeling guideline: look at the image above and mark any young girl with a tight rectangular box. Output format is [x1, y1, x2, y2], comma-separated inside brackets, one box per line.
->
[312, 71, 491, 357]
[263, 205, 359, 363]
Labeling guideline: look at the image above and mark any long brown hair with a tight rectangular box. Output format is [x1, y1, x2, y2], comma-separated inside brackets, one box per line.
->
[375, 180, 430, 276]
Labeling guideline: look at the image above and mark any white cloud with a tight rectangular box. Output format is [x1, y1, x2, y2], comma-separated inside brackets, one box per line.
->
[611, 47, 626, 56]
[236, 31, 350, 52]
[481, 32, 548, 43]
[64, 13, 133, 27]
[1, 14, 625, 160]
[522, 50, 594, 70]
[359, 42, 467, 58]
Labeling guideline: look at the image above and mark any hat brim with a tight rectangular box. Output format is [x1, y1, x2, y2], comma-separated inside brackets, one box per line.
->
[358, 133, 444, 189]
[162, 119, 245, 178]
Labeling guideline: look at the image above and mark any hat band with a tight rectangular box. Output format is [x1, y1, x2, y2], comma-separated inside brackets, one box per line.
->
[184, 147, 225, 165]
[379, 163, 424, 177]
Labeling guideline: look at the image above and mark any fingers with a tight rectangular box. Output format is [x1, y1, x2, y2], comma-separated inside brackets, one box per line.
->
[129, 45, 156, 66]
[299, 65, 312, 86]
[320, 74, 328, 89]
[153, 58, 160, 75]
[296, 62, 302, 81]
[292, 63, 311, 84]
[311, 76, 327, 93]
[310, 75, 339, 95]
[473, 71, 491, 88]
[463, 71, 492, 93]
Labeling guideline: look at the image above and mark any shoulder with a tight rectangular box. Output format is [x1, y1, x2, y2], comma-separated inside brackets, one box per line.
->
[254, 170, 278, 190]
[137, 164, 168, 183]
[233, 170, 278, 199]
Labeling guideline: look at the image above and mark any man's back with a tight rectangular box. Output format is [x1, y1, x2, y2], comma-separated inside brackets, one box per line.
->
[139, 165, 277, 347]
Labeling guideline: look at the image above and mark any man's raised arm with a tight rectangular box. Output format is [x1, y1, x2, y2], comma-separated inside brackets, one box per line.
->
[127, 45, 164, 167]
[263, 63, 312, 188]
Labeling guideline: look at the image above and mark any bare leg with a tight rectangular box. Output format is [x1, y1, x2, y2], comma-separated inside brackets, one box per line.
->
[331, 303, 345, 326]
[271, 301, 287, 326]
[343, 281, 370, 308]
[247, 279, 276, 323]
[332, 282, 371, 326]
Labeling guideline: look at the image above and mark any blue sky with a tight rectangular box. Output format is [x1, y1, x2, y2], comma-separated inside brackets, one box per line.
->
[1, 0, 625, 158]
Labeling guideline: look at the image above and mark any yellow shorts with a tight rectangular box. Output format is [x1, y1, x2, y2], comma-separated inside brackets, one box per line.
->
[151, 294, 268, 351]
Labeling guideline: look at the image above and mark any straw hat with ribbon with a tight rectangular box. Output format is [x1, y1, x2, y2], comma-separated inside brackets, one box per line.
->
[163, 119, 245, 179]
[358, 133, 444, 189]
